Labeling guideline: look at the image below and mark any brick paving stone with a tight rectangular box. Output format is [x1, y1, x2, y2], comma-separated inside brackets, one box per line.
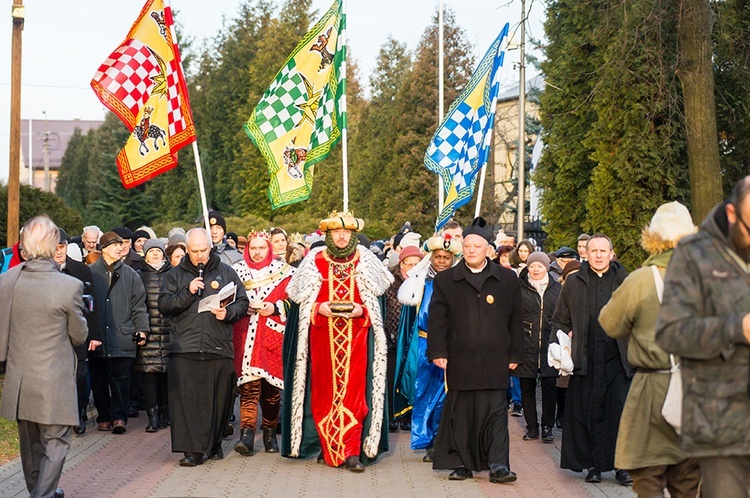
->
[0, 404, 638, 497]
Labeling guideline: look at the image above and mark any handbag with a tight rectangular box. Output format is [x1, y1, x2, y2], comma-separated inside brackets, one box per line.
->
[652, 265, 682, 434]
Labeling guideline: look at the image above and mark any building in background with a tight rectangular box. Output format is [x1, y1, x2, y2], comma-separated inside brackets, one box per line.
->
[20, 118, 103, 192]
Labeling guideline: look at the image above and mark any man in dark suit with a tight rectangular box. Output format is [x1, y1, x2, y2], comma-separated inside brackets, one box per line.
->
[428, 217, 524, 485]
[54, 228, 102, 434]
[0, 216, 88, 498]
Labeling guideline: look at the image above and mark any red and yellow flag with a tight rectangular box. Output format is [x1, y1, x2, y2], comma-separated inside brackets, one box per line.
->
[90, 0, 195, 188]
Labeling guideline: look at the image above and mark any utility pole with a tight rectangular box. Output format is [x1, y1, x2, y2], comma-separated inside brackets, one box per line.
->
[517, 0, 526, 241]
[7, 1, 24, 246]
[42, 111, 50, 192]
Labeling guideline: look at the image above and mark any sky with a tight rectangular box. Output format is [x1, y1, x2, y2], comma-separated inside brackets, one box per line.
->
[0, 0, 546, 182]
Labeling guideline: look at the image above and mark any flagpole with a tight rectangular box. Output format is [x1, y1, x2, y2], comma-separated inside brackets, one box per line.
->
[192, 141, 211, 236]
[341, 0, 349, 212]
[437, 0, 445, 214]
[474, 68, 502, 219]
[517, 0, 527, 241]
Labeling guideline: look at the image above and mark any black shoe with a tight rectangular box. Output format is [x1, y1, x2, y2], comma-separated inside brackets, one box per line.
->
[388, 422, 399, 432]
[555, 417, 563, 429]
[345, 456, 365, 473]
[522, 430, 539, 441]
[145, 407, 159, 433]
[399, 421, 411, 431]
[615, 469, 633, 486]
[208, 445, 224, 460]
[448, 467, 473, 481]
[233, 427, 255, 456]
[53, 488, 64, 498]
[489, 468, 517, 484]
[73, 413, 86, 435]
[585, 468, 602, 483]
[541, 426, 554, 443]
[158, 405, 170, 428]
[422, 447, 434, 463]
[128, 407, 139, 418]
[263, 426, 279, 453]
[510, 403, 523, 417]
[224, 422, 234, 438]
[179, 452, 203, 467]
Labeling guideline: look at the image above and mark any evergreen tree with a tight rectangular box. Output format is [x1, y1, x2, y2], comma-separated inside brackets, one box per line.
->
[55, 128, 91, 212]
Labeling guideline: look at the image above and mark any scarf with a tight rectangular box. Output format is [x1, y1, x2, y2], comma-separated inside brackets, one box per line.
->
[325, 230, 358, 259]
[528, 273, 549, 297]
[243, 239, 275, 270]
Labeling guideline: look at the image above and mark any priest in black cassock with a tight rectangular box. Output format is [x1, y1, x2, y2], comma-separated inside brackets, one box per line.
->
[427, 217, 524, 484]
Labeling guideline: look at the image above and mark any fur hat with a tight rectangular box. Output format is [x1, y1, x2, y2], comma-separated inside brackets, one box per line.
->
[318, 211, 364, 233]
[143, 238, 166, 257]
[462, 217, 492, 244]
[99, 231, 123, 250]
[642, 201, 696, 255]
[527, 251, 551, 271]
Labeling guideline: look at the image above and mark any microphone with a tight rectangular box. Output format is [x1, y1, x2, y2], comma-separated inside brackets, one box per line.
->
[197, 263, 205, 297]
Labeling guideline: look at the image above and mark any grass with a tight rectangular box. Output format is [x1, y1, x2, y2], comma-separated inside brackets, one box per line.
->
[0, 377, 19, 464]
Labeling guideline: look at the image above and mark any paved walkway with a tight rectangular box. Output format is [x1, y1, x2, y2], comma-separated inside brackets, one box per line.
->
[0, 408, 636, 497]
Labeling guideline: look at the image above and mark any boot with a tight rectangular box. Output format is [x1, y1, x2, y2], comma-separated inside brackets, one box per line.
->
[233, 427, 255, 456]
[263, 426, 279, 453]
[145, 407, 159, 433]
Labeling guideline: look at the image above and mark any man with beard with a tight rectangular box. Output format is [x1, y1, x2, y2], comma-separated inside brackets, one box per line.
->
[428, 217, 524, 484]
[282, 212, 393, 472]
[231, 230, 294, 456]
[158, 228, 249, 466]
[656, 176, 750, 496]
[551, 234, 634, 485]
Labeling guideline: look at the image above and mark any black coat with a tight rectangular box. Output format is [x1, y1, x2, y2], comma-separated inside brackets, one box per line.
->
[61, 257, 102, 360]
[551, 261, 635, 378]
[514, 268, 561, 379]
[124, 249, 144, 272]
[158, 252, 249, 359]
[427, 259, 524, 391]
[135, 262, 172, 373]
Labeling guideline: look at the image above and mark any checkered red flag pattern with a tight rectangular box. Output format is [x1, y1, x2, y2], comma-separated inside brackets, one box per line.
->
[90, 0, 196, 189]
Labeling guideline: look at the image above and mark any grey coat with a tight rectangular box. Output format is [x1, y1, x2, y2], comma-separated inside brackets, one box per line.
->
[89, 257, 149, 358]
[0, 259, 87, 425]
[656, 202, 750, 458]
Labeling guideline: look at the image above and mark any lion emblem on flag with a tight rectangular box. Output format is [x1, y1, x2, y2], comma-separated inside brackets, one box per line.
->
[282, 143, 308, 180]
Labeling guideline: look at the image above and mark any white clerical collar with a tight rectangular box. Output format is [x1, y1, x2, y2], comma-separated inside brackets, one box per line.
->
[467, 260, 487, 273]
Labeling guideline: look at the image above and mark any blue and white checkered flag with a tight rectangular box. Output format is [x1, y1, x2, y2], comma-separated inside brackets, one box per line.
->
[425, 23, 509, 231]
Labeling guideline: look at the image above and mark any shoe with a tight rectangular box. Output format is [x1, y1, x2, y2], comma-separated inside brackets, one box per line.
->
[510, 403, 523, 417]
[97, 421, 111, 431]
[74, 413, 86, 435]
[555, 417, 563, 429]
[233, 427, 255, 456]
[615, 469, 633, 486]
[224, 422, 234, 438]
[145, 407, 159, 433]
[448, 467, 473, 481]
[399, 421, 411, 431]
[111, 420, 127, 434]
[585, 468, 602, 483]
[208, 445, 224, 460]
[522, 430, 539, 441]
[317, 452, 325, 464]
[178, 452, 203, 467]
[489, 468, 517, 484]
[345, 455, 365, 473]
[388, 422, 399, 432]
[53, 488, 64, 498]
[158, 406, 170, 428]
[263, 426, 279, 453]
[541, 426, 554, 443]
[128, 407, 139, 418]
[422, 447, 434, 463]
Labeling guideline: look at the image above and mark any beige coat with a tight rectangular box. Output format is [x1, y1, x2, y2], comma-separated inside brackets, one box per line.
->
[0, 259, 88, 426]
[599, 252, 686, 469]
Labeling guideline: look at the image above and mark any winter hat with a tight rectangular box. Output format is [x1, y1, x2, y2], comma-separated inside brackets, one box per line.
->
[398, 245, 424, 264]
[207, 210, 227, 233]
[554, 246, 578, 259]
[561, 260, 582, 281]
[462, 217, 492, 244]
[168, 231, 187, 247]
[99, 231, 123, 250]
[399, 231, 421, 248]
[143, 238, 166, 257]
[647, 201, 696, 243]
[526, 251, 551, 271]
[132, 229, 151, 242]
[112, 227, 133, 240]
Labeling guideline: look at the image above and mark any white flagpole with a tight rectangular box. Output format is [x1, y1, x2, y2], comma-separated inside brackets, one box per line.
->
[341, 0, 349, 212]
[517, 0, 527, 241]
[474, 67, 501, 219]
[438, 0, 445, 213]
[192, 141, 211, 236]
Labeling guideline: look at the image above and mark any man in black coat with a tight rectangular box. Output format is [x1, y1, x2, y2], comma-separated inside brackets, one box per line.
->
[54, 229, 102, 434]
[427, 217, 524, 484]
[551, 234, 634, 485]
[158, 228, 249, 467]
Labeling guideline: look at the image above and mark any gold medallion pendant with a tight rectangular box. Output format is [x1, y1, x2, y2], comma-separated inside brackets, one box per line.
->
[486, 295, 495, 304]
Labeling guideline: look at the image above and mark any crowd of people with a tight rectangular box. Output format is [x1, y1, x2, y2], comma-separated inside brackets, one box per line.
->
[2, 175, 750, 497]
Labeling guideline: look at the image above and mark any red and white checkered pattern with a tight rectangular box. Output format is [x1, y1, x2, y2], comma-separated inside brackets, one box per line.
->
[92, 39, 159, 122]
[166, 59, 186, 135]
